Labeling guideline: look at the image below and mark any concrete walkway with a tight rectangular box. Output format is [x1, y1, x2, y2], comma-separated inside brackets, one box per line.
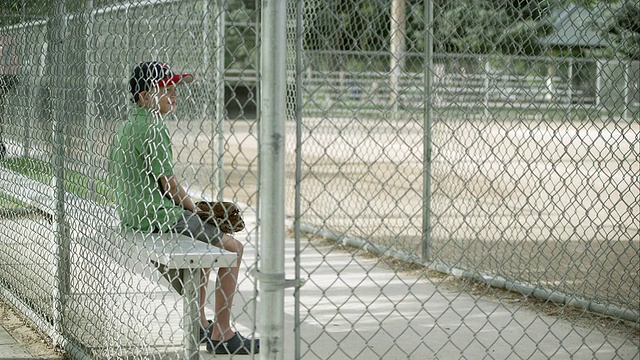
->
[250, 234, 638, 360]
[0, 325, 33, 359]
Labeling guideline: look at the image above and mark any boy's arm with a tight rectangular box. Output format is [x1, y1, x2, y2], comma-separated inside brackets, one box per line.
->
[159, 175, 198, 213]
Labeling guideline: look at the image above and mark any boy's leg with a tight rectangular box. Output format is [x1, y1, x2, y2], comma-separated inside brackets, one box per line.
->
[211, 234, 244, 341]
[171, 211, 246, 340]
[169, 211, 224, 328]
[200, 269, 212, 328]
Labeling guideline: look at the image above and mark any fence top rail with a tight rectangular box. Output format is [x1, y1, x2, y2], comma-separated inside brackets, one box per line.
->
[93, 0, 182, 15]
[306, 50, 639, 64]
[301, 71, 571, 88]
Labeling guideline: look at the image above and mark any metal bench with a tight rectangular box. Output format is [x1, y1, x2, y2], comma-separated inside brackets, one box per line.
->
[116, 229, 237, 359]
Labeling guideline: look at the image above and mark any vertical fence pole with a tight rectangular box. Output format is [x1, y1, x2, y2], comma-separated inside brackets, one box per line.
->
[546, 59, 556, 101]
[623, 59, 630, 120]
[422, 0, 433, 262]
[202, 0, 226, 200]
[390, 0, 406, 116]
[85, 1, 95, 182]
[568, 57, 573, 105]
[18, 24, 30, 158]
[203, 0, 210, 121]
[258, 0, 287, 358]
[595, 59, 602, 107]
[213, 0, 226, 200]
[181, 269, 201, 360]
[46, 0, 69, 346]
[483, 56, 490, 118]
[293, 0, 304, 358]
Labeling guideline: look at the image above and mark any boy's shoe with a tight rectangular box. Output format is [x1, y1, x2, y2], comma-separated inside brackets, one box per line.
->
[200, 320, 213, 344]
[206, 332, 260, 355]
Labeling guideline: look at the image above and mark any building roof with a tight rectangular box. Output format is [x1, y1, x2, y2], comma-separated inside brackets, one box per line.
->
[538, 3, 610, 49]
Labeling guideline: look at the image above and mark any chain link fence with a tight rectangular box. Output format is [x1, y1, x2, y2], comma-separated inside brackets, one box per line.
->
[287, 0, 638, 358]
[0, 0, 638, 359]
[0, 0, 261, 358]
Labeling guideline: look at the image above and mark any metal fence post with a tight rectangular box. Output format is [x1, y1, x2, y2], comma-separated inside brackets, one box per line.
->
[213, 0, 226, 200]
[202, 0, 226, 200]
[293, 0, 304, 358]
[46, 0, 69, 346]
[258, 0, 287, 358]
[568, 57, 574, 105]
[624, 59, 630, 120]
[422, 0, 433, 263]
[390, 0, 406, 116]
[483, 56, 490, 117]
[84, 1, 95, 182]
[181, 269, 201, 360]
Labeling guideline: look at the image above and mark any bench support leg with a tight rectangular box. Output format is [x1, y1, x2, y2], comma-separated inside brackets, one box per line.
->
[182, 268, 201, 360]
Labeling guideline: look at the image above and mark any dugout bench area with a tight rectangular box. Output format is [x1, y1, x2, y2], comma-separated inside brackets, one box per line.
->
[0, 165, 236, 359]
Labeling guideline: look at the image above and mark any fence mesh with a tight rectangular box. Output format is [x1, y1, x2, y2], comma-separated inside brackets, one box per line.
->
[1, 0, 261, 358]
[0, 0, 638, 359]
[288, 0, 638, 358]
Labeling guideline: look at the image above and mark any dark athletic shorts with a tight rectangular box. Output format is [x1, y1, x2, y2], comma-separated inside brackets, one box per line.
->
[154, 210, 225, 294]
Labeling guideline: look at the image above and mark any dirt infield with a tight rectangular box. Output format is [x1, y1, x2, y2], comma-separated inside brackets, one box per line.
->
[0, 297, 63, 359]
[166, 115, 639, 312]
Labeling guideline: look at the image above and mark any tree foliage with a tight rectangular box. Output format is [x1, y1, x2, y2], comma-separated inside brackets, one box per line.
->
[302, 0, 555, 56]
[0, 0, 49, 25]
[603, 0, 640, 59]
[1, 0, 636, 59]
[303, 0, 390, 52]
[432, 0, 553, 55]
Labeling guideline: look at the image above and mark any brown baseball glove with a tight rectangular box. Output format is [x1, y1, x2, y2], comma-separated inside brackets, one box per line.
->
[196, 201, 245, 233]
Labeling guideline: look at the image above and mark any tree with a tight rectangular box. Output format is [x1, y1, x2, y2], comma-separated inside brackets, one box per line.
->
[0, 0, 49, 26]
[432, 0, 551, 55]
[303, 0, 389, 53]
[603, 0, 640, 59]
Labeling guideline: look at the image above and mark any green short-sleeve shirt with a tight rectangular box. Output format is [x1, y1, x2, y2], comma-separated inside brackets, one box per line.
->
[108, 107, 184, 232]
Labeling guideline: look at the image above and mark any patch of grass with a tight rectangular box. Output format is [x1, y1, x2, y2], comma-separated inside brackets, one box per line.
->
[0, 157, 51, 183]
[0, 192, 29, 209]
[0, 157, 112, 204]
